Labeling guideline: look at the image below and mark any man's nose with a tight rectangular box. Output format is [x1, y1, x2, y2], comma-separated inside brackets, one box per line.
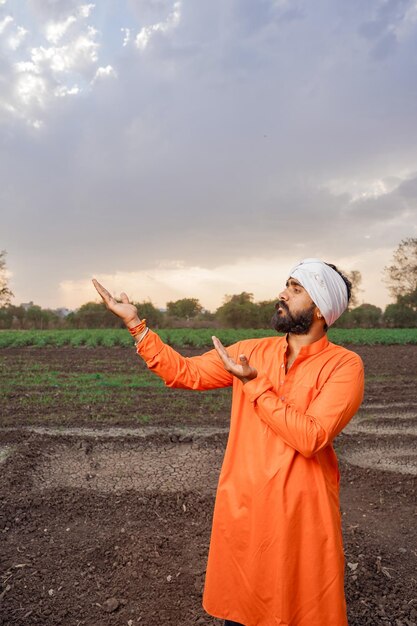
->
[279, 288, 288, 301]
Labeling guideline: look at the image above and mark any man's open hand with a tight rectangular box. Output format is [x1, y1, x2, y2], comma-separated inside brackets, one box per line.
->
[92, 279, 140, 327]
[212, 336, 257, 384]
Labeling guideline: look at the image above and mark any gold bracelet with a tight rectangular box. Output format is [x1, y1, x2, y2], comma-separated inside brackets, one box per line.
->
[134, 327, 149, 345]
[128, 319, 147, 337]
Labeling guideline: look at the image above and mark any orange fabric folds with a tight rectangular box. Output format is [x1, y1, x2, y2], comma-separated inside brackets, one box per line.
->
[137, 331, 364, 626]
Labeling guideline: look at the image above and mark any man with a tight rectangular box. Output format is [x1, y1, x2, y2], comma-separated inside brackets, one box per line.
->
[92, 258, 364, 626]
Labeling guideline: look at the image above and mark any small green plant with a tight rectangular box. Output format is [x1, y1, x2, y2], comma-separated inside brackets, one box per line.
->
[0, 327, 416, 349]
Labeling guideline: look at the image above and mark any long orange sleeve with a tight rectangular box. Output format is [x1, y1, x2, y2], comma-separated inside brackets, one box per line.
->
[137, 329, 234, 390]
[242, 354, 364, 457]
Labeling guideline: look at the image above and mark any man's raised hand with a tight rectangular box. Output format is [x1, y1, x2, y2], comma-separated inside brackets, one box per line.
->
[212, 336, 257, 384]
[92, 279, 140, 328]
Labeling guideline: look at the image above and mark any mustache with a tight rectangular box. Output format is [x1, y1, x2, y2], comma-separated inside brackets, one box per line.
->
[275, 300, 289, 313]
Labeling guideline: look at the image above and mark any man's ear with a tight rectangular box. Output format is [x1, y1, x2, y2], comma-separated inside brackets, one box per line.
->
[315, 308, 324, 321]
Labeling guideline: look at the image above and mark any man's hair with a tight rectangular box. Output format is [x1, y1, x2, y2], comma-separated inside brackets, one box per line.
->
[323, 263, 352, 330]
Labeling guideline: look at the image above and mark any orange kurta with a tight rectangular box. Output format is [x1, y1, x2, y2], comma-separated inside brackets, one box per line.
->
[137, 331, 364, 626]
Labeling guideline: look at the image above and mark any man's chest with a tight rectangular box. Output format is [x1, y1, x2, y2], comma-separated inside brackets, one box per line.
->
[246, 344, 335, 408]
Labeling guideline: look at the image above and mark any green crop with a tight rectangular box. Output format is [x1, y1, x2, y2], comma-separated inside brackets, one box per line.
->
[0, 327, 416, 349]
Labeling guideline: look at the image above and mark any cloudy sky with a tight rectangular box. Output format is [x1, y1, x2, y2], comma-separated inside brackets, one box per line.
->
[2, 0, 417, 312]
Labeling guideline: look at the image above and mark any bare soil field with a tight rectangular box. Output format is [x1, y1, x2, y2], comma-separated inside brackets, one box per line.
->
[1, 344, 416, 626]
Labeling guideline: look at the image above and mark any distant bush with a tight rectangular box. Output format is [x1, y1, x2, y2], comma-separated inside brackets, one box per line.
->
[383, 303, 417, 328]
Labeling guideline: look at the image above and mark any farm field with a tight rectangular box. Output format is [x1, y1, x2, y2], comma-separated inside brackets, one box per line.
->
[1, 341, 416, 625]
[0, 327, 416, 348]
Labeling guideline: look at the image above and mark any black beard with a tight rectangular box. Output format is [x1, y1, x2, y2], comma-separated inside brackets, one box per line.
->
[271, 302, 316, 335]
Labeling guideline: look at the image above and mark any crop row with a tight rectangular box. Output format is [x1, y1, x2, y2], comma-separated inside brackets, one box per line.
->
[0, 327, 416, 348]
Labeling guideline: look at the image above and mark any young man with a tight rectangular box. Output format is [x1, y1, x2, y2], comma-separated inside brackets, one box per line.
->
[93, 258, 364, 626]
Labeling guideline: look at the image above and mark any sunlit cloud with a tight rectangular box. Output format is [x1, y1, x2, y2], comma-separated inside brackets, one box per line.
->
[78, 4, 95, 19]
[15, 61, 38, 73]
[0, 3, 101, 127]
[92, 64, 116, 82]
[7, 25, 28, 50]
[15, 73, 47, 107]
[121, 27, 130, 47]
[54, 84, 80, 97]
[45, 16, 77, 44]
[59, 257, 292, 311]
[392, 0, 417, 39]
[135, 1, 182, 50]
[322, 173, 411, 203]
[31, 29, 99, 73]
[56, 246, 395, 312]
[0, 14, 12, 33]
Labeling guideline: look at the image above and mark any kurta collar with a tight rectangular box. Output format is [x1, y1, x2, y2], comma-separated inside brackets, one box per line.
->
[281, 333, 329, 358]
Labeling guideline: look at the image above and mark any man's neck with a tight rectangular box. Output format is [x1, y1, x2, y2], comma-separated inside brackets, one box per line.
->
[285, 327, 327, 369]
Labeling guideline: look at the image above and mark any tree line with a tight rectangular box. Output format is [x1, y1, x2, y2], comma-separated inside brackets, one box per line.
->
[0, 239, 416, 329]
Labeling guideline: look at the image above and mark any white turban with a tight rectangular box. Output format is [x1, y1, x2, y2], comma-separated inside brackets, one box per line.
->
[288, 258, 349, 327]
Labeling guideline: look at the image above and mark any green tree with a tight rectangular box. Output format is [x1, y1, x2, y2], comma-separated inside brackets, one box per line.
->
[332, 309, 352, 328]
[257, 300, 277, 328]
[25, 304, 60, 330]
[349, 303, 382, 328]
[166, 298, 203, 320]
[346, 270, 363, 308]
[215, 292, 259, 328]
[383, 238, 417, 299]
[385, 288, 417, 327]
[67, 302, 123, 328]
[397, 288, 417, 311]
[0, 250, 13, 306]
[0, 304, 23, 328]
[133, 301, 164, 327]
[383, 302, 417, 328]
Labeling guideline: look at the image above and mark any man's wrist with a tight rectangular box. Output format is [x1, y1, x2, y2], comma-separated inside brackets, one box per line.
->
[241, 374, 257, 385]
[134, 327, 149, 345]
[126, 317, 141, 330]
[126, 318, 148, 344]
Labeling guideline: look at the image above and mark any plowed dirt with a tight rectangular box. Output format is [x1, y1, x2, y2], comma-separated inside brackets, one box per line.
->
[1, 344, 416, 626]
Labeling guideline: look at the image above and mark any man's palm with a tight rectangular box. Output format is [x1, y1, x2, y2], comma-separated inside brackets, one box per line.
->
[92, 279, 139, 326]
[212, 335, 257, 383]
